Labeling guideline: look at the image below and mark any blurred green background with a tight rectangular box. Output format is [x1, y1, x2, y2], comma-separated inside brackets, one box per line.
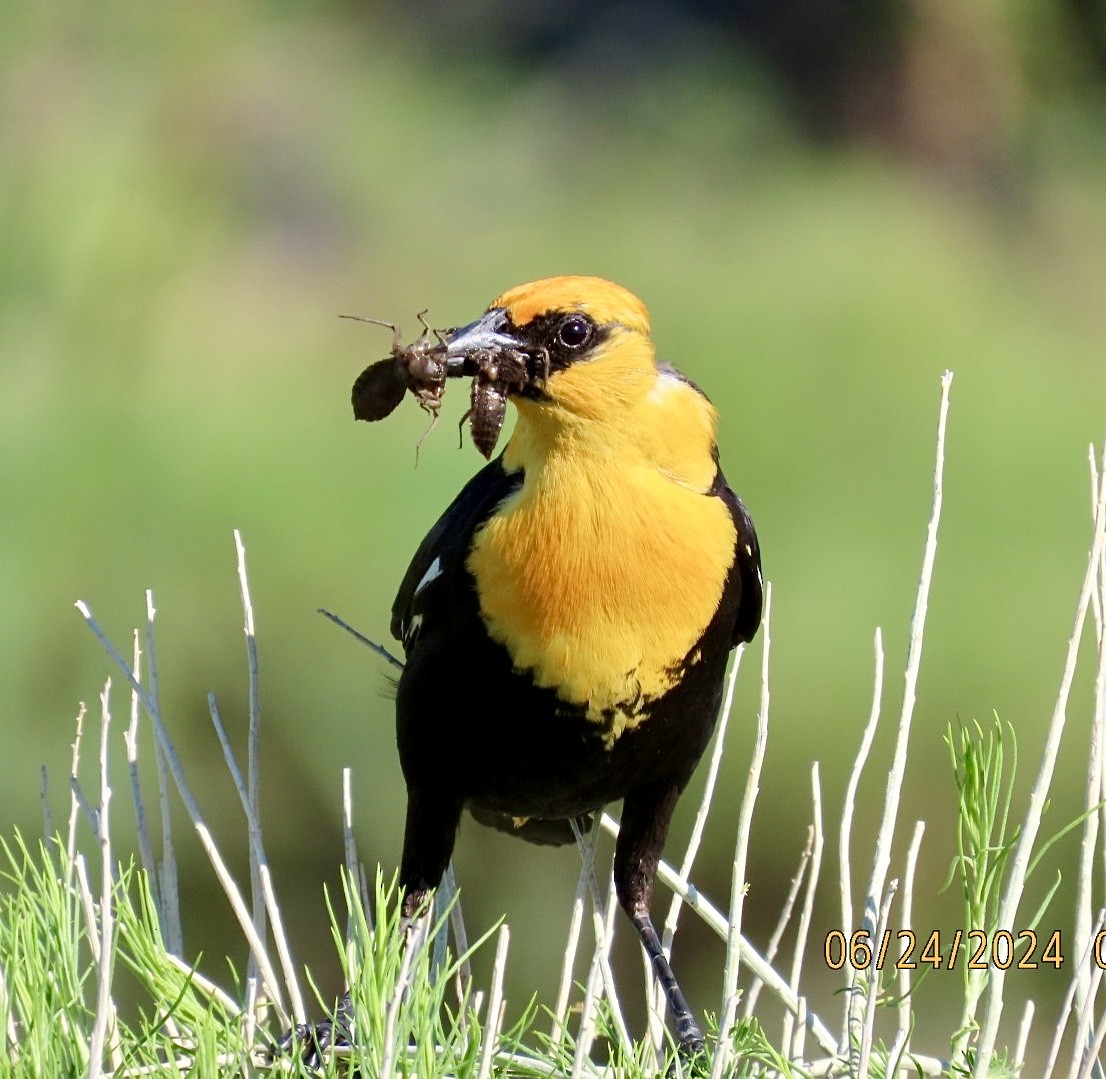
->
[3, 0, 1106, 1061]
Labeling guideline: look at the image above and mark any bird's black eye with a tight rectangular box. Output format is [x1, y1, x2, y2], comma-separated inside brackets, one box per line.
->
[556, 314, 593, 349]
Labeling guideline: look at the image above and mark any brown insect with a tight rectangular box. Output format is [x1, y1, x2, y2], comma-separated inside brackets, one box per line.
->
[346, 310, 546, 459]
[461, 347, 532, 459]
[346, 310, 449, 426]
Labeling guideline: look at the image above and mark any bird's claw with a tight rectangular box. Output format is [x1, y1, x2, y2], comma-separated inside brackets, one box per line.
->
[271, 998, 353, 1069]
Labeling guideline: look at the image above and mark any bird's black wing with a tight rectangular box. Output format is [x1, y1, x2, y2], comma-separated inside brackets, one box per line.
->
[390, 456, 523, 648]
[718, 480, 764, 647]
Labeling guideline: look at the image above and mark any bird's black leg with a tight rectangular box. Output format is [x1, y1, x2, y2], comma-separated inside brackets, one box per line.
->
[399, 786, 464, 918]
[274, 788, 462, 1063]
[615, 783, 706, 1058]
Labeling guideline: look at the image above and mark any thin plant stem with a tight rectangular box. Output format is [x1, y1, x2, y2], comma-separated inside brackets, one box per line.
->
[477, 926, 510, 1079]
[75, 598, 289, 1022]
[572, 873, 619, 1077]
[782, 763, 823, 1058]
[87, 680, 117, 1079]
[714, 583, 772, 1077]
[863, 371, 951, 954]
[66, 704, 87, 882]
[841, 628, 884, 1052]
[1013, 1000, 1035, 1074]
[1042, 907, 1105, 1079]
[555, 818, 603, 1042]
[233, 531, 268, 1002]
[974, 442, 1106, 1077]
[146, 591, 181, 957]
[857, 880, 897, 1079]
[898, 821, 926, 1057]
[124, 631, 159, 916]
[742, 827, 813, 1017]
[206, 692, 306, 1027]
[317, 607, 404, 670]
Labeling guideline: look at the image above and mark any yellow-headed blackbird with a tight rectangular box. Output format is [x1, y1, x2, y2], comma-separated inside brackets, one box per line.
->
[389, 276, 763, 1054]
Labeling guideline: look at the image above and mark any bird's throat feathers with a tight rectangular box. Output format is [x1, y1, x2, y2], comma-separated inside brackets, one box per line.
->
[466, 360, 736, 740]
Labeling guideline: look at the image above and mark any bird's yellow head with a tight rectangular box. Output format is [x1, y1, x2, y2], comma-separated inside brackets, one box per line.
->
[444, 276, 719, 484]
[445, 275, 653, 422]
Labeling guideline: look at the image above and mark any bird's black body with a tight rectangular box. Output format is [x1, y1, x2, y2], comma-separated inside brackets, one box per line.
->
[393, 455, 761, 902]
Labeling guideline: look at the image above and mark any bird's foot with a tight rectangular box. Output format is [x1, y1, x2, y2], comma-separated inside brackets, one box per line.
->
[271, 994, 353, 1069]
[663, 1019, 708, 1077]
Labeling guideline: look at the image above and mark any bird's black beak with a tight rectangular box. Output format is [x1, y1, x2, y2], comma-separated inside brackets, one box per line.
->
[443, 309, 523, 377]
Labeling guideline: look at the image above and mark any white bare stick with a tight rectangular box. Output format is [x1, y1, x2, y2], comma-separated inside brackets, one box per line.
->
[341, 768, 369, 939]
[1097, 453, 1106, 918]
[857, 879, 897, 1079]
[1090, 446, 1104, 641]
[804, 1056, 946, 1078]
[855, 374, 950, 1070]
[742, 828, 813, 1017]
[88, 680, 118, 1079]
[1070, 939, 1106, 1079]
[476, 926, 510, 1079]
[863, 373, 951, 933]
[66, 704, 87, 880]
[444, 865, 471, 990]
[554, 818, 603, 1041]
[1075, 447, 1106, 1079]
[580, 866, 631, 1058]
[1042, 907, 1105, 1079]
[432, 867, 454, 984]
[974, 441, 1106, 1077]
[1075, 547, 1105, 1072]
[572, 873, 619, 1077]
[884, 1025, 910, 1079]
[234, 531, 268, 1002]
[1078, 1007, 1106, 1079]
[783, 763, 824, 1059]
[1013, 999, 1035, 1074]
[379, 920, 420, 1078]
[206, 693, 305, 1027]
[841, 629, 884, 1051]
[794, 996, 809, 1067]
[898, 821, 926, 1057]
[145, 592, 181, 956]
[75, 598, 288, 1022]
[1096, 451, 1106, 925]
[714, 583, 772, 1078]
[124, 631, 158, 911]
[0, 960, 16, 1054]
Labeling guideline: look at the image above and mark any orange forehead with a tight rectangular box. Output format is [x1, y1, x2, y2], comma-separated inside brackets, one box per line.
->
[491, 276, 651, 335]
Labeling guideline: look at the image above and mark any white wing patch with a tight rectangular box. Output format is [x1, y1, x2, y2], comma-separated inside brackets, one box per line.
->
[414, 556, 443, 596]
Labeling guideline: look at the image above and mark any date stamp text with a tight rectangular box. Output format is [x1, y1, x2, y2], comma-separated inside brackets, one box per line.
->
[823, 929, 1075, 972]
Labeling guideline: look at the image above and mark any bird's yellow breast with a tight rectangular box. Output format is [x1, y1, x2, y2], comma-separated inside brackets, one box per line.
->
[466, 373, 736, 742]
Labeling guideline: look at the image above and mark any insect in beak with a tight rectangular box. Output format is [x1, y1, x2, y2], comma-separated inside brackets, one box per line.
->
[348, 306, 545, 459]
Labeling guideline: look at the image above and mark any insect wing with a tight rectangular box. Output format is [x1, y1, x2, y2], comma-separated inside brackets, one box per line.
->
[352, 357, 407, 421]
